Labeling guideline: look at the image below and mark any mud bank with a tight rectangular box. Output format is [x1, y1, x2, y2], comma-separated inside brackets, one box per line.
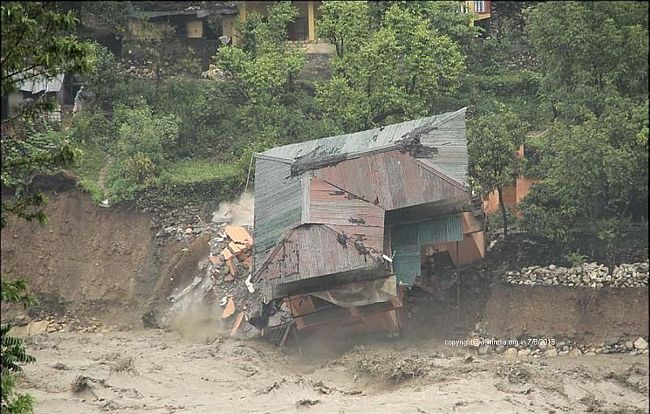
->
[484, 283, 649, 342]
[0, 189, 208, 327]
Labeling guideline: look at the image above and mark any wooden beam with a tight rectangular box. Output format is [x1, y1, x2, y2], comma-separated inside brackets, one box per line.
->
[307, 1, 316, 42]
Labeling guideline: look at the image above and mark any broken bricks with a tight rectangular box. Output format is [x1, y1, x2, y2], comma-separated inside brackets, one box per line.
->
[222, 297, 236, 319]
[224, 225, 253, 246]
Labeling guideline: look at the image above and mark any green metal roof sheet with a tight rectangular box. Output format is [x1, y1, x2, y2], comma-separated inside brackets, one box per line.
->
[391, 214, 463, 287]
[260, 108, 468, 185]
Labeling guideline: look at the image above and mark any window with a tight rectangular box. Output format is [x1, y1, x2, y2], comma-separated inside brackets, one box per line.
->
[474, 1, 485, 13]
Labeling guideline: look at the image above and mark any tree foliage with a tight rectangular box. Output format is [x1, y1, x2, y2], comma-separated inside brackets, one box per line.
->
[103, 101, 180, 200]
[527, 1, 648, 122]
[1, 2, 92, 228]
[519, 1, 649, 260]
[468, 108, 527, 236]
[1, 278, 36, 414]
[1, 2, 93, 96]
[316, 2, 466, 132]
[214, 1, 339, 162]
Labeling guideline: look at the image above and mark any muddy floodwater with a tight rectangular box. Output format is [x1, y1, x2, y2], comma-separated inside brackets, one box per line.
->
[16, 329, 649, 414]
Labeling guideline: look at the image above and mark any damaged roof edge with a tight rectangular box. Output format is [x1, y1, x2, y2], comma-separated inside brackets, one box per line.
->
[259, 108, 467, 162]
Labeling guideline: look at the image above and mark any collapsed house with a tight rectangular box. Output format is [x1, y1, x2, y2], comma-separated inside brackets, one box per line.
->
[251, 108, 485, 337]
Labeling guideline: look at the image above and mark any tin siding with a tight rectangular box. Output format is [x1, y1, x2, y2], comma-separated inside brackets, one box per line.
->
[253, 157, 303, 268]
[256, 224, 381, 287]
[316, 150, 468, 211]
[261, 108, 467, 163]
[308, 178, 385, 228]
[391, 214, 463, 286]
[407, 109, 468, 185]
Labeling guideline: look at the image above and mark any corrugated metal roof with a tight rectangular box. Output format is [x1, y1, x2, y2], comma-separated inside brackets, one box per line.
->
[391, 214, 463, 286]
[260, 108, 467, 184]
[315, 150, 469, 210]
[252, 157, 302, 266]
[253, 108, 469, 273]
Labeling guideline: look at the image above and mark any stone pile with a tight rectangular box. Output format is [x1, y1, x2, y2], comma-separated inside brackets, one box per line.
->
[502, 261, 649, 288]
[149, 204, 216, 243]
[7, 314, 104, 336]
[468, 334, 649, 359]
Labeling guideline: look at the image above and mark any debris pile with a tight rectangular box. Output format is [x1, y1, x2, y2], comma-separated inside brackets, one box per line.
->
[502, 261, 649, 288]
[164, 224, 263, 337]
[149, 204, 214, 243]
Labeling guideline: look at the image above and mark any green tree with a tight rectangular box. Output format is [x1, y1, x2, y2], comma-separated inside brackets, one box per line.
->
[316, 2, 466, 132]
[527, 1, 648, 122]
[520, 99, 648, 257]
[367, 1, 478, 44]
[468, 109, 527, 237]
[519, 1, 649, 260]
[1, 1, 93, 227]
[214, 1, 314, 158]
[1, 2, 93, 98]
[104, 101, 180, 201]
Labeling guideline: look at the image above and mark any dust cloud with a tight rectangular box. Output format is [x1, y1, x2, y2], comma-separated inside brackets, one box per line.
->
[211, 191, 254, 226]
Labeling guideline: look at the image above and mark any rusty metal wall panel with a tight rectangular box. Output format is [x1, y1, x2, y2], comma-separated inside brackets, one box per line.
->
[316, 150, 468, 211]
[256, 224, 380, 286]
[328, 224, 385, 252]
[308, 178, 385, 228]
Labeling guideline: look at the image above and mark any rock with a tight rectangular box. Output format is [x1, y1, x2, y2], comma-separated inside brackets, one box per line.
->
[518, 349, 531, 357]
[478, 346, 491, 356]
[495, 345, 505, 354]
[633, 337, 648, 350]
[545, 349, 558, 358]
[624, 341, 634, 351]
[604, 337, 619, 347]
[569, 348, 582, 356]
[504, 348, 518, 362]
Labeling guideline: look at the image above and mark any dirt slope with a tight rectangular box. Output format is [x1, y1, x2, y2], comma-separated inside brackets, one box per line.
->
[0, 189, 206, 327]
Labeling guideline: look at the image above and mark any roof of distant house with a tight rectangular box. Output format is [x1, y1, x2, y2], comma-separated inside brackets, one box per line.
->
[18, 74, 65, 94]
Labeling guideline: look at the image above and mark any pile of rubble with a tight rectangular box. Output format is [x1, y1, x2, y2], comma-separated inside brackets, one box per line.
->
[200, 64, 232, 81]
[148, 204, 216, 243]
[8, 315, 104, 336]
[502, 261, 649, 288]
[165, 224, 263, 337]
